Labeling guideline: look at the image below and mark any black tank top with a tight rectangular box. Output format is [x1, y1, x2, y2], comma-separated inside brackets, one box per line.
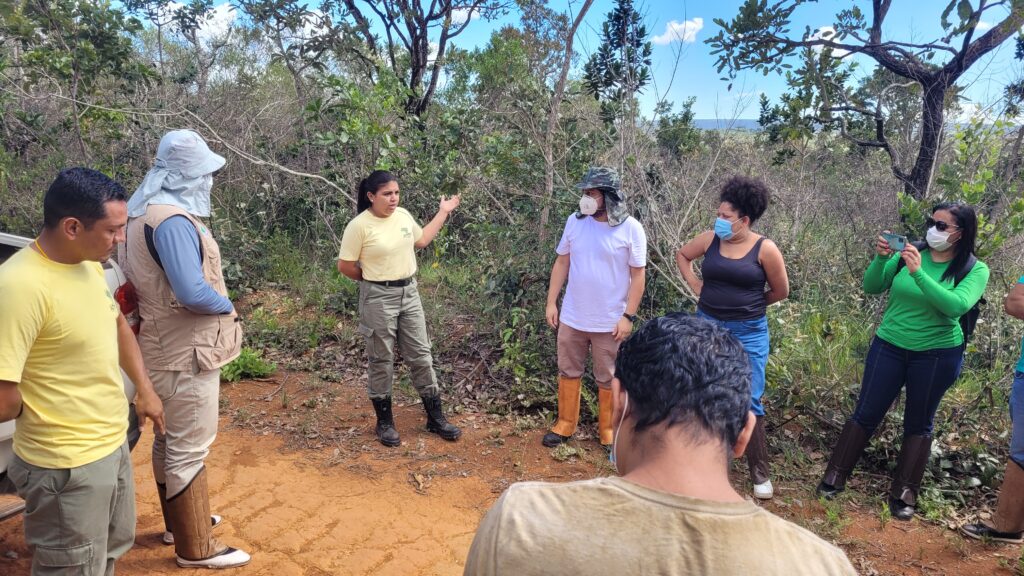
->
[698, 235, 768, 320]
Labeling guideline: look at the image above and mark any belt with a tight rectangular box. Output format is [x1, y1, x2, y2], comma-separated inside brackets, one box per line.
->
[366, 278, 412, 287]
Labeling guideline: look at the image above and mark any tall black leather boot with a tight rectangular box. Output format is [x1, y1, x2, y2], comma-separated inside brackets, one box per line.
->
[371, 397, 401, 447]
[889, 435, 933, 521]
[422, 395, 461, 441]
[816, 420, 872, 499]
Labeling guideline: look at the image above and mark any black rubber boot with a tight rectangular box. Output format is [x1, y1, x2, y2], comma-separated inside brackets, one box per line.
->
[889, 434, 933, 521]
[816, 420, 872, 500]
[422, 395, 461, 441]
[542, 432, 570, 447]
[371, 397, 401, 447]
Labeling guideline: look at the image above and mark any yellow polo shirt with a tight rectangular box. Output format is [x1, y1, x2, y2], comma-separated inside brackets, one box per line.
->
[338, 207, 424, 281]
[0, 248, 127, 468]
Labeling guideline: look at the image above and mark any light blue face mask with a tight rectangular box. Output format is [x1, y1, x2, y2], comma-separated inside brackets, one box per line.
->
[714, 217, 736, 240]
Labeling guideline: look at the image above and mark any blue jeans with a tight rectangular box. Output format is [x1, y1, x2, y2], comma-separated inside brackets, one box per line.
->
[697, 311, 769, 416]
[1009, 371, 1024, 466]
[851, 336, 965, 436]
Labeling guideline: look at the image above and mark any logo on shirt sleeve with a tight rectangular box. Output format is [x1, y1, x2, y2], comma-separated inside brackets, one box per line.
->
[401, 227, 412, 238]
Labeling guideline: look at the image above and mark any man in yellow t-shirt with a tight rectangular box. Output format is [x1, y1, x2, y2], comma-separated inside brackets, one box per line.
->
[464, 314, 857, 576]
[0, 168, 164, 576]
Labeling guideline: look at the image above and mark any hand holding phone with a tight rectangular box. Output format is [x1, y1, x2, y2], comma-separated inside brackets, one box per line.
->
[881, 232, 907, 252]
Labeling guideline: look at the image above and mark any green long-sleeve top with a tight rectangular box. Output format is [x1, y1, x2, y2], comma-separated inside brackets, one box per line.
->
[864, 251, 989, 351]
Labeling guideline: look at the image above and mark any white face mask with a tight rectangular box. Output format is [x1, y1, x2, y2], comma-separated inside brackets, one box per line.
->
[579, 194, 599, 216]
[926, 226, 953, 252]
[610, 394, 629, 475]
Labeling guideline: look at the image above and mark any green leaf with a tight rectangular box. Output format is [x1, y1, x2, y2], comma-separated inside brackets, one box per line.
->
[957, 0, 973, 23]
[941, 0, 957, 30]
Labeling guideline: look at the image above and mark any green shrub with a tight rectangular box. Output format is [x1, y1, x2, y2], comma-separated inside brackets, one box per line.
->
[222, 347, 277, 382]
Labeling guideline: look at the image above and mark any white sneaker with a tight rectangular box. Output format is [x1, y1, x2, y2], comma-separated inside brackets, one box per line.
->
[753, 480, 774, 500]
[176, 547, 251, 569]
[162, 515, 222, 545]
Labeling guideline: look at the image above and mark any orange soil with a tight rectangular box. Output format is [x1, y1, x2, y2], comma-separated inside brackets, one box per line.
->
[0, 376, 1017, 575]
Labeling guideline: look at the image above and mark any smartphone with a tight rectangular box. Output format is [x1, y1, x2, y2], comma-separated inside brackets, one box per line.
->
[881, 232, 907, 251]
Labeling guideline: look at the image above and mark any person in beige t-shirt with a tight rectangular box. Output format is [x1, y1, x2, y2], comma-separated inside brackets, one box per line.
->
[464, 313, 857, 576]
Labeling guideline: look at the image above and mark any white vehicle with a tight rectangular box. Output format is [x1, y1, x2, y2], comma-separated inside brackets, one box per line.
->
[0, 232, 140, 519]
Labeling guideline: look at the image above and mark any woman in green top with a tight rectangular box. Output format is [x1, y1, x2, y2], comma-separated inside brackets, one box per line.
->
[816, 202, 989, 521]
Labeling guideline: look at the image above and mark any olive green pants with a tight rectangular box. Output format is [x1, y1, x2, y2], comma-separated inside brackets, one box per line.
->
[8, 441, 135, 576]
[357, 279, 440, 399]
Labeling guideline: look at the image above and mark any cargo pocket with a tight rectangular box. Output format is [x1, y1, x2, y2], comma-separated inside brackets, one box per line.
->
[357, 324, 376, 357]
[6, 457, 30, 498]
[35, 542, 93, 572]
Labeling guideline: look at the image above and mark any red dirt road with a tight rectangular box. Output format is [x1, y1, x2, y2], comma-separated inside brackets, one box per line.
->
[0, 376, 1018, 575]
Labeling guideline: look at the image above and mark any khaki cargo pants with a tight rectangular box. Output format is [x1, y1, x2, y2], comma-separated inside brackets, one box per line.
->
[149, 354, 220, 497]
[358, 280, 440, 399]
[8, 441, 135, 576]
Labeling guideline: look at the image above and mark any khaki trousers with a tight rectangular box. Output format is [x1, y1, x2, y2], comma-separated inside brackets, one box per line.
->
[557, 324, 619, 389]
[150, 354, 220, 497]
[8, 442, 135, 576]
[358, 280, 440, 399]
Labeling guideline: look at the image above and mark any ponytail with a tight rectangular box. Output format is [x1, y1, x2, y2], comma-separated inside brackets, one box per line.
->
[356, 170, 396, 213]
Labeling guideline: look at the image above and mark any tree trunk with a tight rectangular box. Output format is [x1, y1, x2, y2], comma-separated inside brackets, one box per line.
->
[1002, 124, 1024, 182]
[538, 0, 595, 243]
[903, 79, 946, 199]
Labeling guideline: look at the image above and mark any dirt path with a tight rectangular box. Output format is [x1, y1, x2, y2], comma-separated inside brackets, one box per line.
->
[0, 375, 1019, 575]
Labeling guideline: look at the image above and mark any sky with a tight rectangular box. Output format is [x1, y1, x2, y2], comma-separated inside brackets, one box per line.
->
[174, 0, 1024, 121]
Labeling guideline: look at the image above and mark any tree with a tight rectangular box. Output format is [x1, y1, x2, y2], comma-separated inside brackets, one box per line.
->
[339, 0, 509, 117]
[708, 0, 1024, 199]
[655, 97, 701, 158]
[2, 0, 154, 160]
[232, 0, 340, 103]
[539, 0, 594, 241]
[582, 0, 651, 127]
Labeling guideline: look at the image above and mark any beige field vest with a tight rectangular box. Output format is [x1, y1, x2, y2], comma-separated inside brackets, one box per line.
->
[124, 204, 242, 371]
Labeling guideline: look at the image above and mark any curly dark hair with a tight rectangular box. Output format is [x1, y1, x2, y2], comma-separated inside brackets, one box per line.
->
[719, 175, 771, 224]
[614, 313, 751, 448]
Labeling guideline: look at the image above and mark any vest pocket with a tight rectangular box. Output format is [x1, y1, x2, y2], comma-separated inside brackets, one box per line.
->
[213, 315, 242, 366]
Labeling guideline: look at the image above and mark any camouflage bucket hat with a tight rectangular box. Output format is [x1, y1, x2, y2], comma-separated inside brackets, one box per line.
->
[574, 166, 629, 227]
[575, 166, 621, 192]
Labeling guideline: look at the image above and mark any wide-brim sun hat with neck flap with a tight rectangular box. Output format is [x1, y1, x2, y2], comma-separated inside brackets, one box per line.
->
[157, 129, 225, 178]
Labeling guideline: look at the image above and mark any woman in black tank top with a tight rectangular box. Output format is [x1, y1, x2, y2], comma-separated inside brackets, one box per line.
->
[675, 176, 790, 500]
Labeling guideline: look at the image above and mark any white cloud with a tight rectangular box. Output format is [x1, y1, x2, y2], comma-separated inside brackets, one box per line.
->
[164, 2, 237, 45]
[198, 4, 236, 43]
[282, 9, 331, 47]
[955, 102, 1000, 125]
[452, 7, 480, 26]
[652, 18, 703, 45]
[809, 26, 850, 58]
[976, 20, 993, 31]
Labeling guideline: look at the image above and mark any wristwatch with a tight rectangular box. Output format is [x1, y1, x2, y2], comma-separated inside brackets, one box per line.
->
[622, 312, 638, 323]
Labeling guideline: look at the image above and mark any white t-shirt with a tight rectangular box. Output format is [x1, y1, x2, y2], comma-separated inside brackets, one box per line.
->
[556, 214, 646, 332]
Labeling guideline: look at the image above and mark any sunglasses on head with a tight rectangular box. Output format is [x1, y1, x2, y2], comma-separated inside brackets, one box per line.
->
[925, 217, 959, 232]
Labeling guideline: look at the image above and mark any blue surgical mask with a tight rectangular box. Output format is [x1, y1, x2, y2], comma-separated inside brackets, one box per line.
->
[714, 217, 735, 240]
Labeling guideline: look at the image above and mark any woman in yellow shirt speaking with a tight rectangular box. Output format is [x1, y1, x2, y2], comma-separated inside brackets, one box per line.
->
[337, 170, 462, 447]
